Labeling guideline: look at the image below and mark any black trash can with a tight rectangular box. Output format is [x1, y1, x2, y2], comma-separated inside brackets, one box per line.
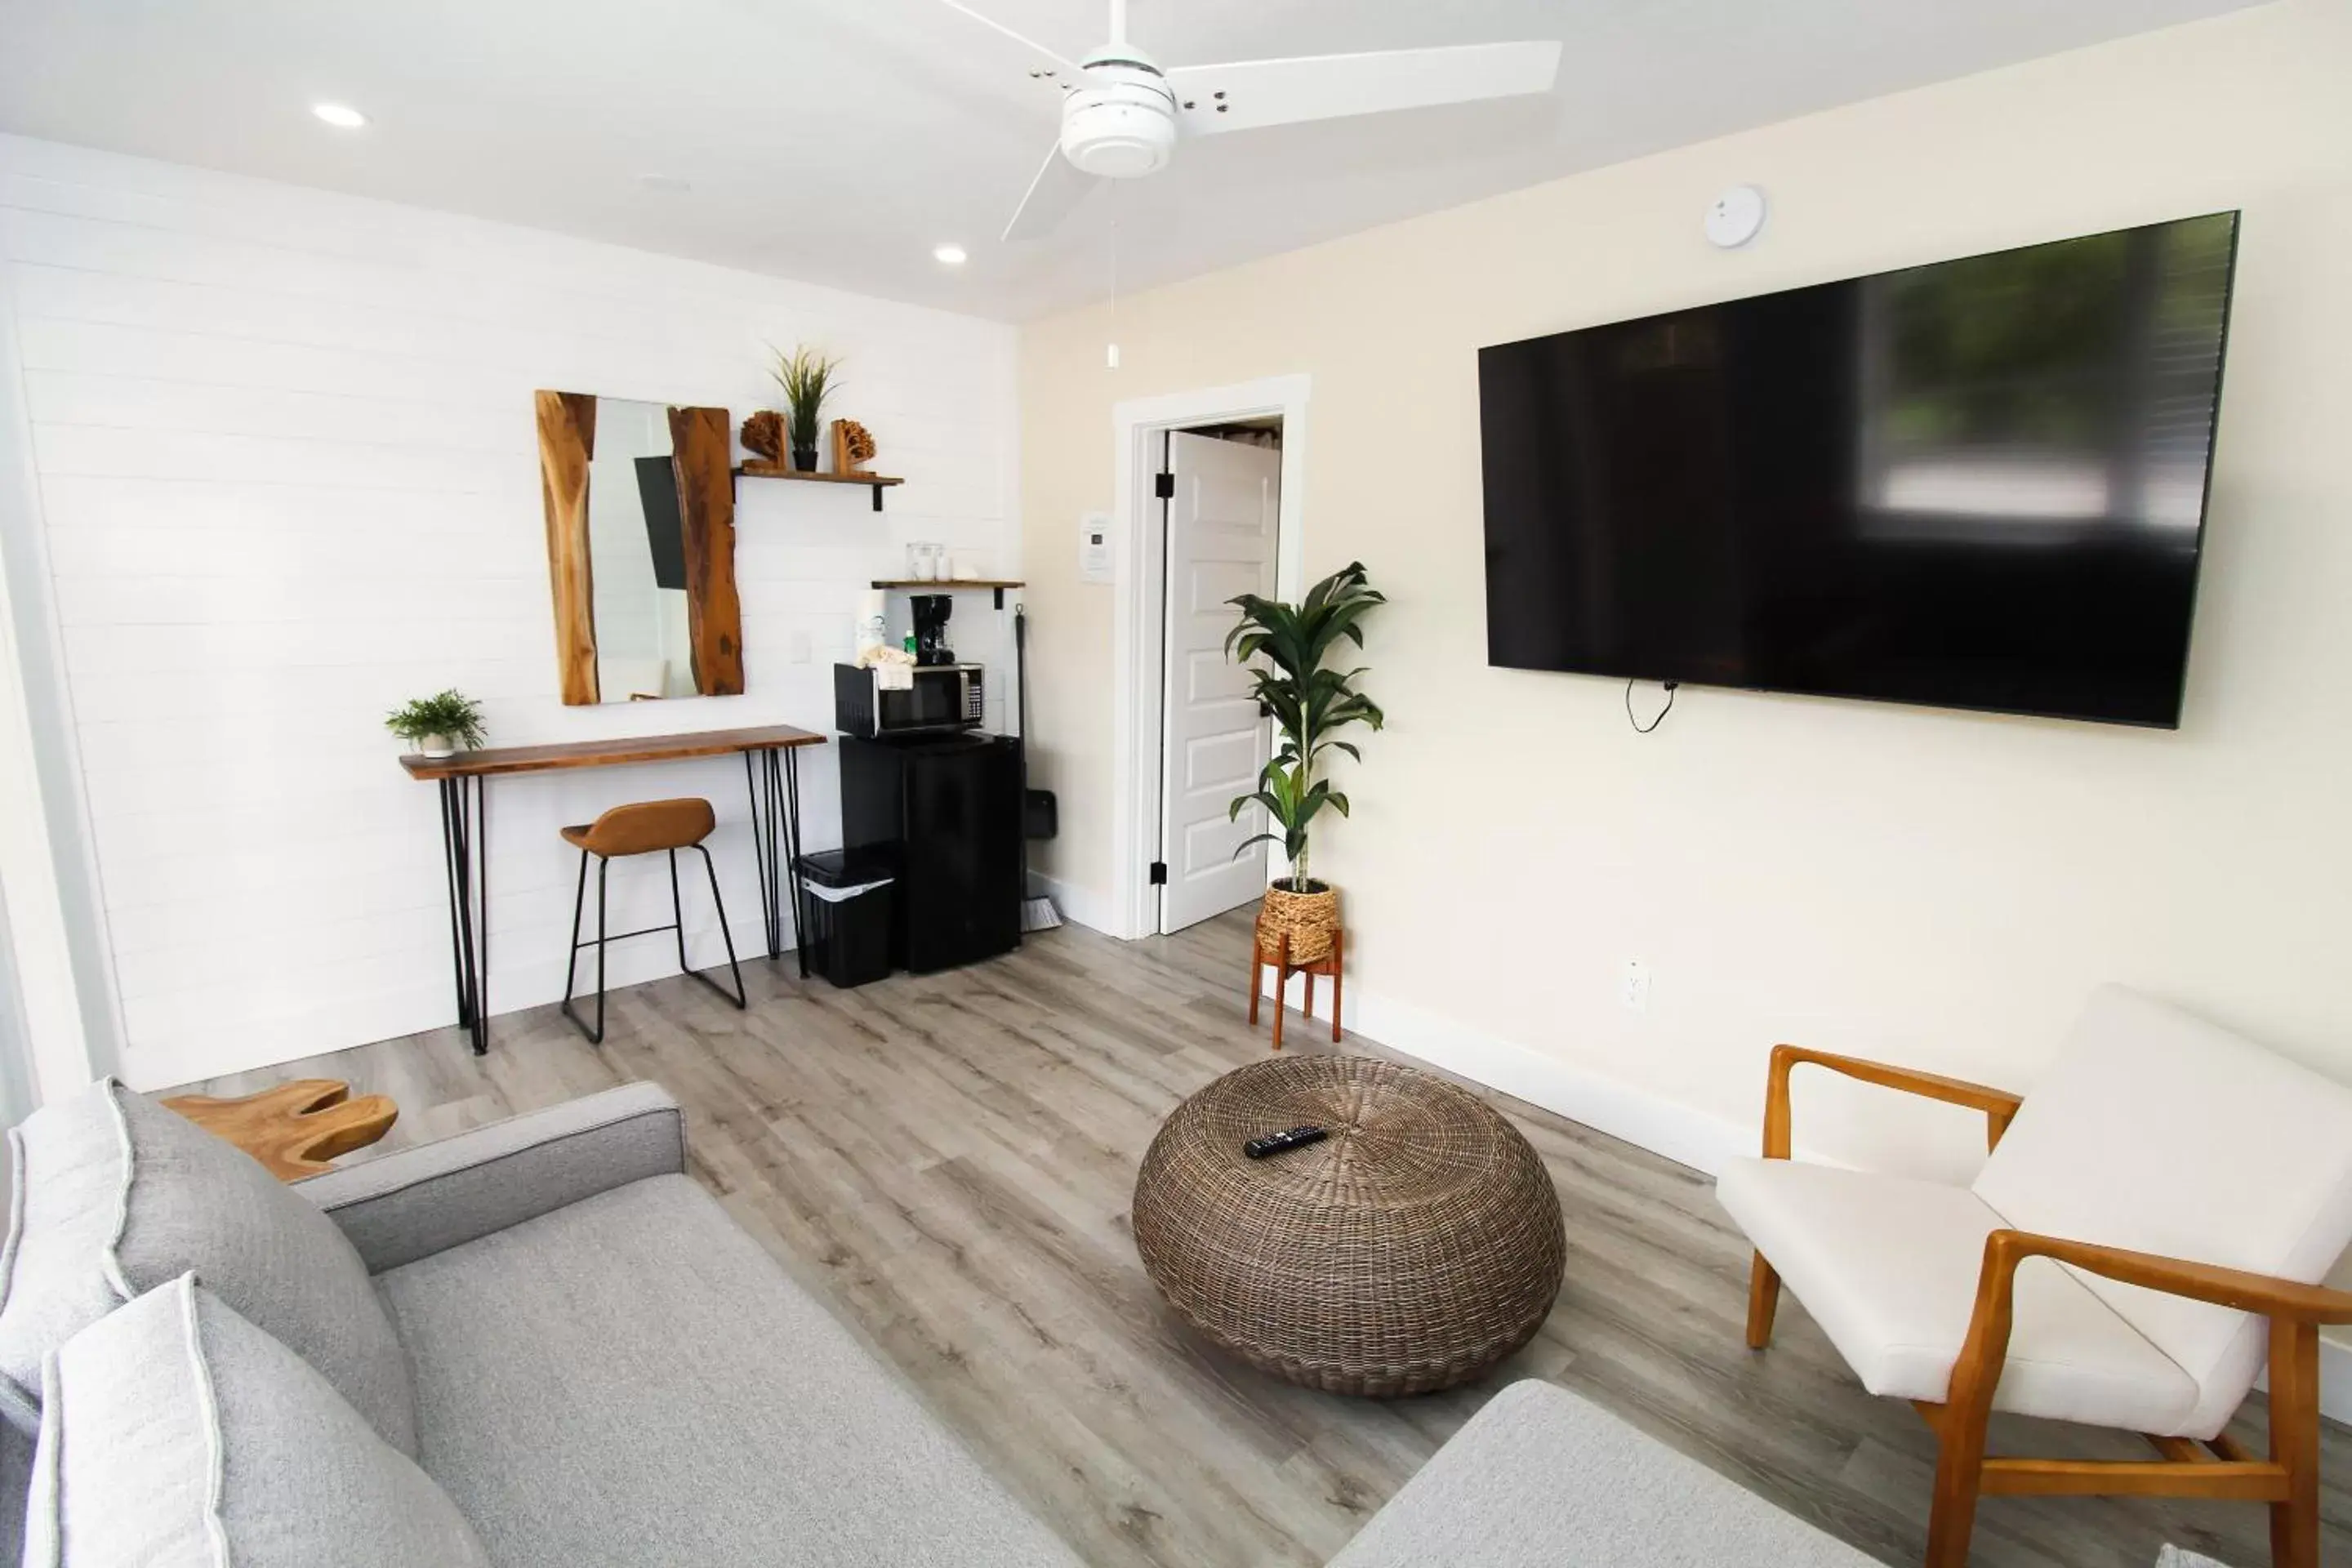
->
[795, 848, 896, 989]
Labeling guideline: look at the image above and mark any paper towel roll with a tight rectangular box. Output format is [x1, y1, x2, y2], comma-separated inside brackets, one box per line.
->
[855, 589, 888, 623]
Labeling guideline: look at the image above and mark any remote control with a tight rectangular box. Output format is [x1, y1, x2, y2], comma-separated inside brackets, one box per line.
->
[1244, 1125, 1329, 1160]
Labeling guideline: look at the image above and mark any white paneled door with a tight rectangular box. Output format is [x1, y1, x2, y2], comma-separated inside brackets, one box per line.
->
[1159, 431, 1281, 933]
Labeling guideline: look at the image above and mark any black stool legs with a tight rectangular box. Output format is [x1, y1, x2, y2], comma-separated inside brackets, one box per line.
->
[561, 844, 747, 1046]
[672, 845, 747, 1009]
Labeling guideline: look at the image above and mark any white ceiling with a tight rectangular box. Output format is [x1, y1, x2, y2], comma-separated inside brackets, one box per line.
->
[0, 0, 2264, 321]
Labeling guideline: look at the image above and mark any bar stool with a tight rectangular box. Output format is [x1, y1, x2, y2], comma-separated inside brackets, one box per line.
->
[559, 797, 745, 1044]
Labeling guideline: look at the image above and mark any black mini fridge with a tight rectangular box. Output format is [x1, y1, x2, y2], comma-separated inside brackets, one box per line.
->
[838, 733, 1022, 973]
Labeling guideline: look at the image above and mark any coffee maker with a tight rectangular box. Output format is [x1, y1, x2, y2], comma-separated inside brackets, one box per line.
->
[909, 594, 956, 666]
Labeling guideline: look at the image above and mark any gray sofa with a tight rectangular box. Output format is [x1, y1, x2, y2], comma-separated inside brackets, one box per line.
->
[3, 1079, 1884, 1566]
[298, 1083, 1087, 1566]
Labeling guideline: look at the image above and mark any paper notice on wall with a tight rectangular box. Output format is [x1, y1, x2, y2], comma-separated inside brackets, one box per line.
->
[1079, 512, 1113, 584]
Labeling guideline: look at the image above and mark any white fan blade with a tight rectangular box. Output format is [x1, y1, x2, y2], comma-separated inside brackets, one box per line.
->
[1004, 140, 1100, 242]
[934, 0, 1081, 74]
[1166, 40, 1561, 136]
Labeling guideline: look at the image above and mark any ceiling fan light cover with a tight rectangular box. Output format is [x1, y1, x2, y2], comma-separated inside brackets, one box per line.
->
[1061, 90, 1176, 177]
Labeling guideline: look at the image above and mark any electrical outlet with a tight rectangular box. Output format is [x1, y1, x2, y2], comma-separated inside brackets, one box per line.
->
[1619, 959, 1651, 1013]
[788, 630, 813, 665]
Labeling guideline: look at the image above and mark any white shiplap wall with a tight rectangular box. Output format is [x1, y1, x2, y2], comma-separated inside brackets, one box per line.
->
[0, 134, 1022, 1091]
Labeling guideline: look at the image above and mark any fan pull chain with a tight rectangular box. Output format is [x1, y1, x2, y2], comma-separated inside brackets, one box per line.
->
[1106, 180, 1121, 371]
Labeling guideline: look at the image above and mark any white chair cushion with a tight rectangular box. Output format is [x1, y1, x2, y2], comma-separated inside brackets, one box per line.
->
[1717, 1156, 2199, 1433]
[1974, 986, 2352, 1438]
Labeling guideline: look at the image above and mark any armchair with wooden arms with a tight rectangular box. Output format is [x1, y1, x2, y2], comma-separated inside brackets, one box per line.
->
[1715, 986, 2352, 1568]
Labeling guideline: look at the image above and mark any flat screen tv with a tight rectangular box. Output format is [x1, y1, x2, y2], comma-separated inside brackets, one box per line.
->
[1477, 212, 2239, 727]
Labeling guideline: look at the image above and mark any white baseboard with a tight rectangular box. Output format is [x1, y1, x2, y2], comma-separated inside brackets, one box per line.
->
[1337, 982, 1754, 1178]
[1258, 971, 2352, 1430]
[1027, 871, 1116, 937]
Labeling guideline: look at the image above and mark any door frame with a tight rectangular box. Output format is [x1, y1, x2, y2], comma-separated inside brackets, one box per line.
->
[1110, 375, 1310, 941]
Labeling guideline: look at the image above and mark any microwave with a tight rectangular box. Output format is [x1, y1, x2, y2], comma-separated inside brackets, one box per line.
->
[834, 662, 986, 738]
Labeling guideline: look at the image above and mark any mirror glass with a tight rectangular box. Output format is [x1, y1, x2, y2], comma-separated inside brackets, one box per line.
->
[587, 399, 693, 702]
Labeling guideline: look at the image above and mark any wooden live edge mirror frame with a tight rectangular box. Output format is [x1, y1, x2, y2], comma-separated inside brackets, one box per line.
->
[535, 390, 744, 706]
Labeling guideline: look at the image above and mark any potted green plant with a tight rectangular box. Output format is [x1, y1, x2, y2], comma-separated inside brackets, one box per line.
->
[768, 345, 843, 473]
[385, 690, 487, 760]
[1224, 562, 1385, 966]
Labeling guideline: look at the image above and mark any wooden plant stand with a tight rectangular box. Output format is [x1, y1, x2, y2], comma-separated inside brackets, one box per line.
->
[1249, 918, 1343, 1051]
[161, 1079, 398, 1182]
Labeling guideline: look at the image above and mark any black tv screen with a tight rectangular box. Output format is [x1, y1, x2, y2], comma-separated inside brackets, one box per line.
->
[634, 455, 688, 592]
[1478, 212, 2238, 727]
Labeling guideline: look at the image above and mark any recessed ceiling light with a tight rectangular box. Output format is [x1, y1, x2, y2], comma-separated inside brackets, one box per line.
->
[311, 103, 367, 129]
[933, 243, 969, 267]
[639, 173, 692, 194]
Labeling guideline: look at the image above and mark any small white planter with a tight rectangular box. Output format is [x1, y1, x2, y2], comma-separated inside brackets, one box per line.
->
[416, 733, 457, 760]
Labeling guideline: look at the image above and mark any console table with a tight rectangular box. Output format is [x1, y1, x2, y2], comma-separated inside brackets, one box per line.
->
[400, 724, 827, 1054]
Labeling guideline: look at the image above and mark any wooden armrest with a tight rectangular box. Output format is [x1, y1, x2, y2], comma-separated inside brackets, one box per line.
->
[1763, 1043, 2025, 1159]
[1982, 1230, 2352, 1325]
[1940, 1227, 2352, 1444]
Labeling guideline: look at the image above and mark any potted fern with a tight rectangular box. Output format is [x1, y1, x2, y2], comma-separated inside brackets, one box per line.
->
[1224, 562, 1385, 967]
[769, 345, 842, 473]
[385, 690, 487, 760]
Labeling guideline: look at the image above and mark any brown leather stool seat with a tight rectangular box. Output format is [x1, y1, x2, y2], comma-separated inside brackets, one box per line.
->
[559, 798, 716, 858]
[559, 795, 743, 1044]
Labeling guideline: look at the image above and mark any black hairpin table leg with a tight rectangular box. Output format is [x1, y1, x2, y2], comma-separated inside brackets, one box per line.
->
[742, 746, 809, 974]
[780, 745, 808, 979]
[745, 750, 782, 960]
[434, 773, 490, 1055]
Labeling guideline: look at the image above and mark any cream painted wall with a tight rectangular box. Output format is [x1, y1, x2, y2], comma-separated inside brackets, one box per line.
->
[1018, 0, 2352, 1307]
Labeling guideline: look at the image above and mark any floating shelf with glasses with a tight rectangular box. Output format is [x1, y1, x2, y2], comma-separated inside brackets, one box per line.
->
[733, 461, 903, 511]
[872, 578, 1025, 608]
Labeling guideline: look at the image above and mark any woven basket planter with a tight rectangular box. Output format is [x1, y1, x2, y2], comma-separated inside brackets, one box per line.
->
[1254, 882, 1339, 966]
[1133, 1054, 1566, 1397]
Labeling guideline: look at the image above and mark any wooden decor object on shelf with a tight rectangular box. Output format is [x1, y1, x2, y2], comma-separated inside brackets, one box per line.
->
[740, 409, 785, 463]
[533, 390, 600, 706]
[161, 1079, 399, 1182]
[831, 418, 878, 475]
[668, 405, 745, 696]
[1250, 916, 1343, 1051]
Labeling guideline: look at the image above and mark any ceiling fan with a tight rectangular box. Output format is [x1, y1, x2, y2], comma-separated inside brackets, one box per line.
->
[938, 0, 1563, 242]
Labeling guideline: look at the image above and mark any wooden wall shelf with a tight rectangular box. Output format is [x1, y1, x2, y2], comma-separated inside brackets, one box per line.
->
[733, 461, 903, 511]
[872, 578, 1026, 608]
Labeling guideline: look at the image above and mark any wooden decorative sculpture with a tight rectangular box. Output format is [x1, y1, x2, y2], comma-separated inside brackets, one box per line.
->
[831, 418, 878, 476]
[740, 410, 785, 463]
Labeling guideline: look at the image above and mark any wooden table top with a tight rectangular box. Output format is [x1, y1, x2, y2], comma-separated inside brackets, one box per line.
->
[399, 722, 828, 779]
[162, 1079, 397, 1182]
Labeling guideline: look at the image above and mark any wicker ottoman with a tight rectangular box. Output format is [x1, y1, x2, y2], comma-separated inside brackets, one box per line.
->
[1132, 1054, 1566, 1396]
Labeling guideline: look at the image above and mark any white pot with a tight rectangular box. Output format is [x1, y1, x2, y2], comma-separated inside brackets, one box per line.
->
[417, 733, 457, 759]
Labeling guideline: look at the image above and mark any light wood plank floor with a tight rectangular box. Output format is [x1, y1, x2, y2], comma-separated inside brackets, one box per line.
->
[181, 911, 2348, 1567]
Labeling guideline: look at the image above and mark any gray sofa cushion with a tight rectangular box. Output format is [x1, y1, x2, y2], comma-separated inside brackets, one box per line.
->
[0, 1080, 416, 1456]
[377, 1173, 1085, 1568]
[1329, 1380, 1881, 1567]
[23, 1274, 489, 1567]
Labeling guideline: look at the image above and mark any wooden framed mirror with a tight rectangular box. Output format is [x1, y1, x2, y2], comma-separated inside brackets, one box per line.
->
[535, 391, 744, 705]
